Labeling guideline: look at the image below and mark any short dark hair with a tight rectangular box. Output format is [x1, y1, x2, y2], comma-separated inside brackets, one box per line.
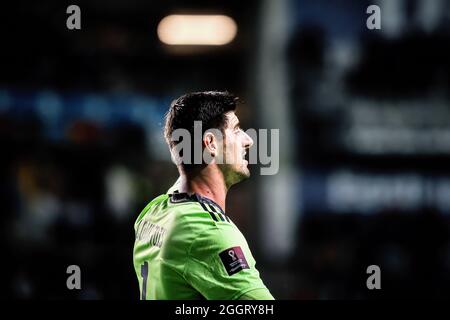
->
[164, 91, 238, 171]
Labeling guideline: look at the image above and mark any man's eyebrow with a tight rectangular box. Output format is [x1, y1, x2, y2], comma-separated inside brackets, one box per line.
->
[234, 121, 240, 128]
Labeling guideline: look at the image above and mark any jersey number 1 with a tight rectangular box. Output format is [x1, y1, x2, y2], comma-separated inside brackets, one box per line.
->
[140, 261, 149, 300]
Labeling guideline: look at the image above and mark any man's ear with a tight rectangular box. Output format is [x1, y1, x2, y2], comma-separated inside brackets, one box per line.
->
[203, 131, 218, 157]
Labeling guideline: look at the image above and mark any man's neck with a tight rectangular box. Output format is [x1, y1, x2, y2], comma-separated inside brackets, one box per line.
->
[178, 166, 227, 211]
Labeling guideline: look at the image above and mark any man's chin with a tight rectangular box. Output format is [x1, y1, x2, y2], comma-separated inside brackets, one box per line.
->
[237, 166, 251, 180]
[225, 168, 248, 187]
[222, 163, 251, 187]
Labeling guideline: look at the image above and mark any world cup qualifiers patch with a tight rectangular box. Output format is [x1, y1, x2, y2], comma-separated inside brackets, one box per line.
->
[219, 246, 249, 276]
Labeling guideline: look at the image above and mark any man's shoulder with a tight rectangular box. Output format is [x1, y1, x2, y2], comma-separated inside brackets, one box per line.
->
[168, 193, 231, 229]
[134, 193, 168, 226]
[172, 193, 236, 230]
[134, 192, 226, 230]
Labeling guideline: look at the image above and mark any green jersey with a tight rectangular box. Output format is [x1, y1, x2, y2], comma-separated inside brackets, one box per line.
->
[133, 181, 273, 300]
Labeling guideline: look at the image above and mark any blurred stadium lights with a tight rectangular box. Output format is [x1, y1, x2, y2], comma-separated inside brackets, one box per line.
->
[157, 14, 237, 45]
[375, 0, 447, 37]
[374, 0, 406, 38]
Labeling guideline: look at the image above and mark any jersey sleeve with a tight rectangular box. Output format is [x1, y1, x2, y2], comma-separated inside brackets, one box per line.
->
[183, 223, 272, 300]
[238, 288, 275, 300]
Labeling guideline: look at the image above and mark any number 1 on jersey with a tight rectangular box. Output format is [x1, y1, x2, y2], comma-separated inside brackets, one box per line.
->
[140, 261, 149, 300]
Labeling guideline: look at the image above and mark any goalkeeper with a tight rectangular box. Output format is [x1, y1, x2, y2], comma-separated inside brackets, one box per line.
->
[133, 91, 275, 300]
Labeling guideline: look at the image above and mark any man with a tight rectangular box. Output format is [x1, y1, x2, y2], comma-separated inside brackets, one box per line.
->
[133, 91, 274, 300]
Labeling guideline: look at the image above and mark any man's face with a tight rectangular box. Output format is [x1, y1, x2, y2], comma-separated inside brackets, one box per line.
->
[217, 111, 254, 186]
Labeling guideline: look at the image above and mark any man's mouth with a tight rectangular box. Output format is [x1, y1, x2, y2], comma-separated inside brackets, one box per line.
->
[242, 151, 248, 165]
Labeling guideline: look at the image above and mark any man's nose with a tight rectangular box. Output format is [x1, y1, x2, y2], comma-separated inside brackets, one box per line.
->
[244, 132, 254, 149]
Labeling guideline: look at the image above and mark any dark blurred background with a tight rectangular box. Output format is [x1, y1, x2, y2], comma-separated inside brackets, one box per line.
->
[1, 0, 450, 299]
